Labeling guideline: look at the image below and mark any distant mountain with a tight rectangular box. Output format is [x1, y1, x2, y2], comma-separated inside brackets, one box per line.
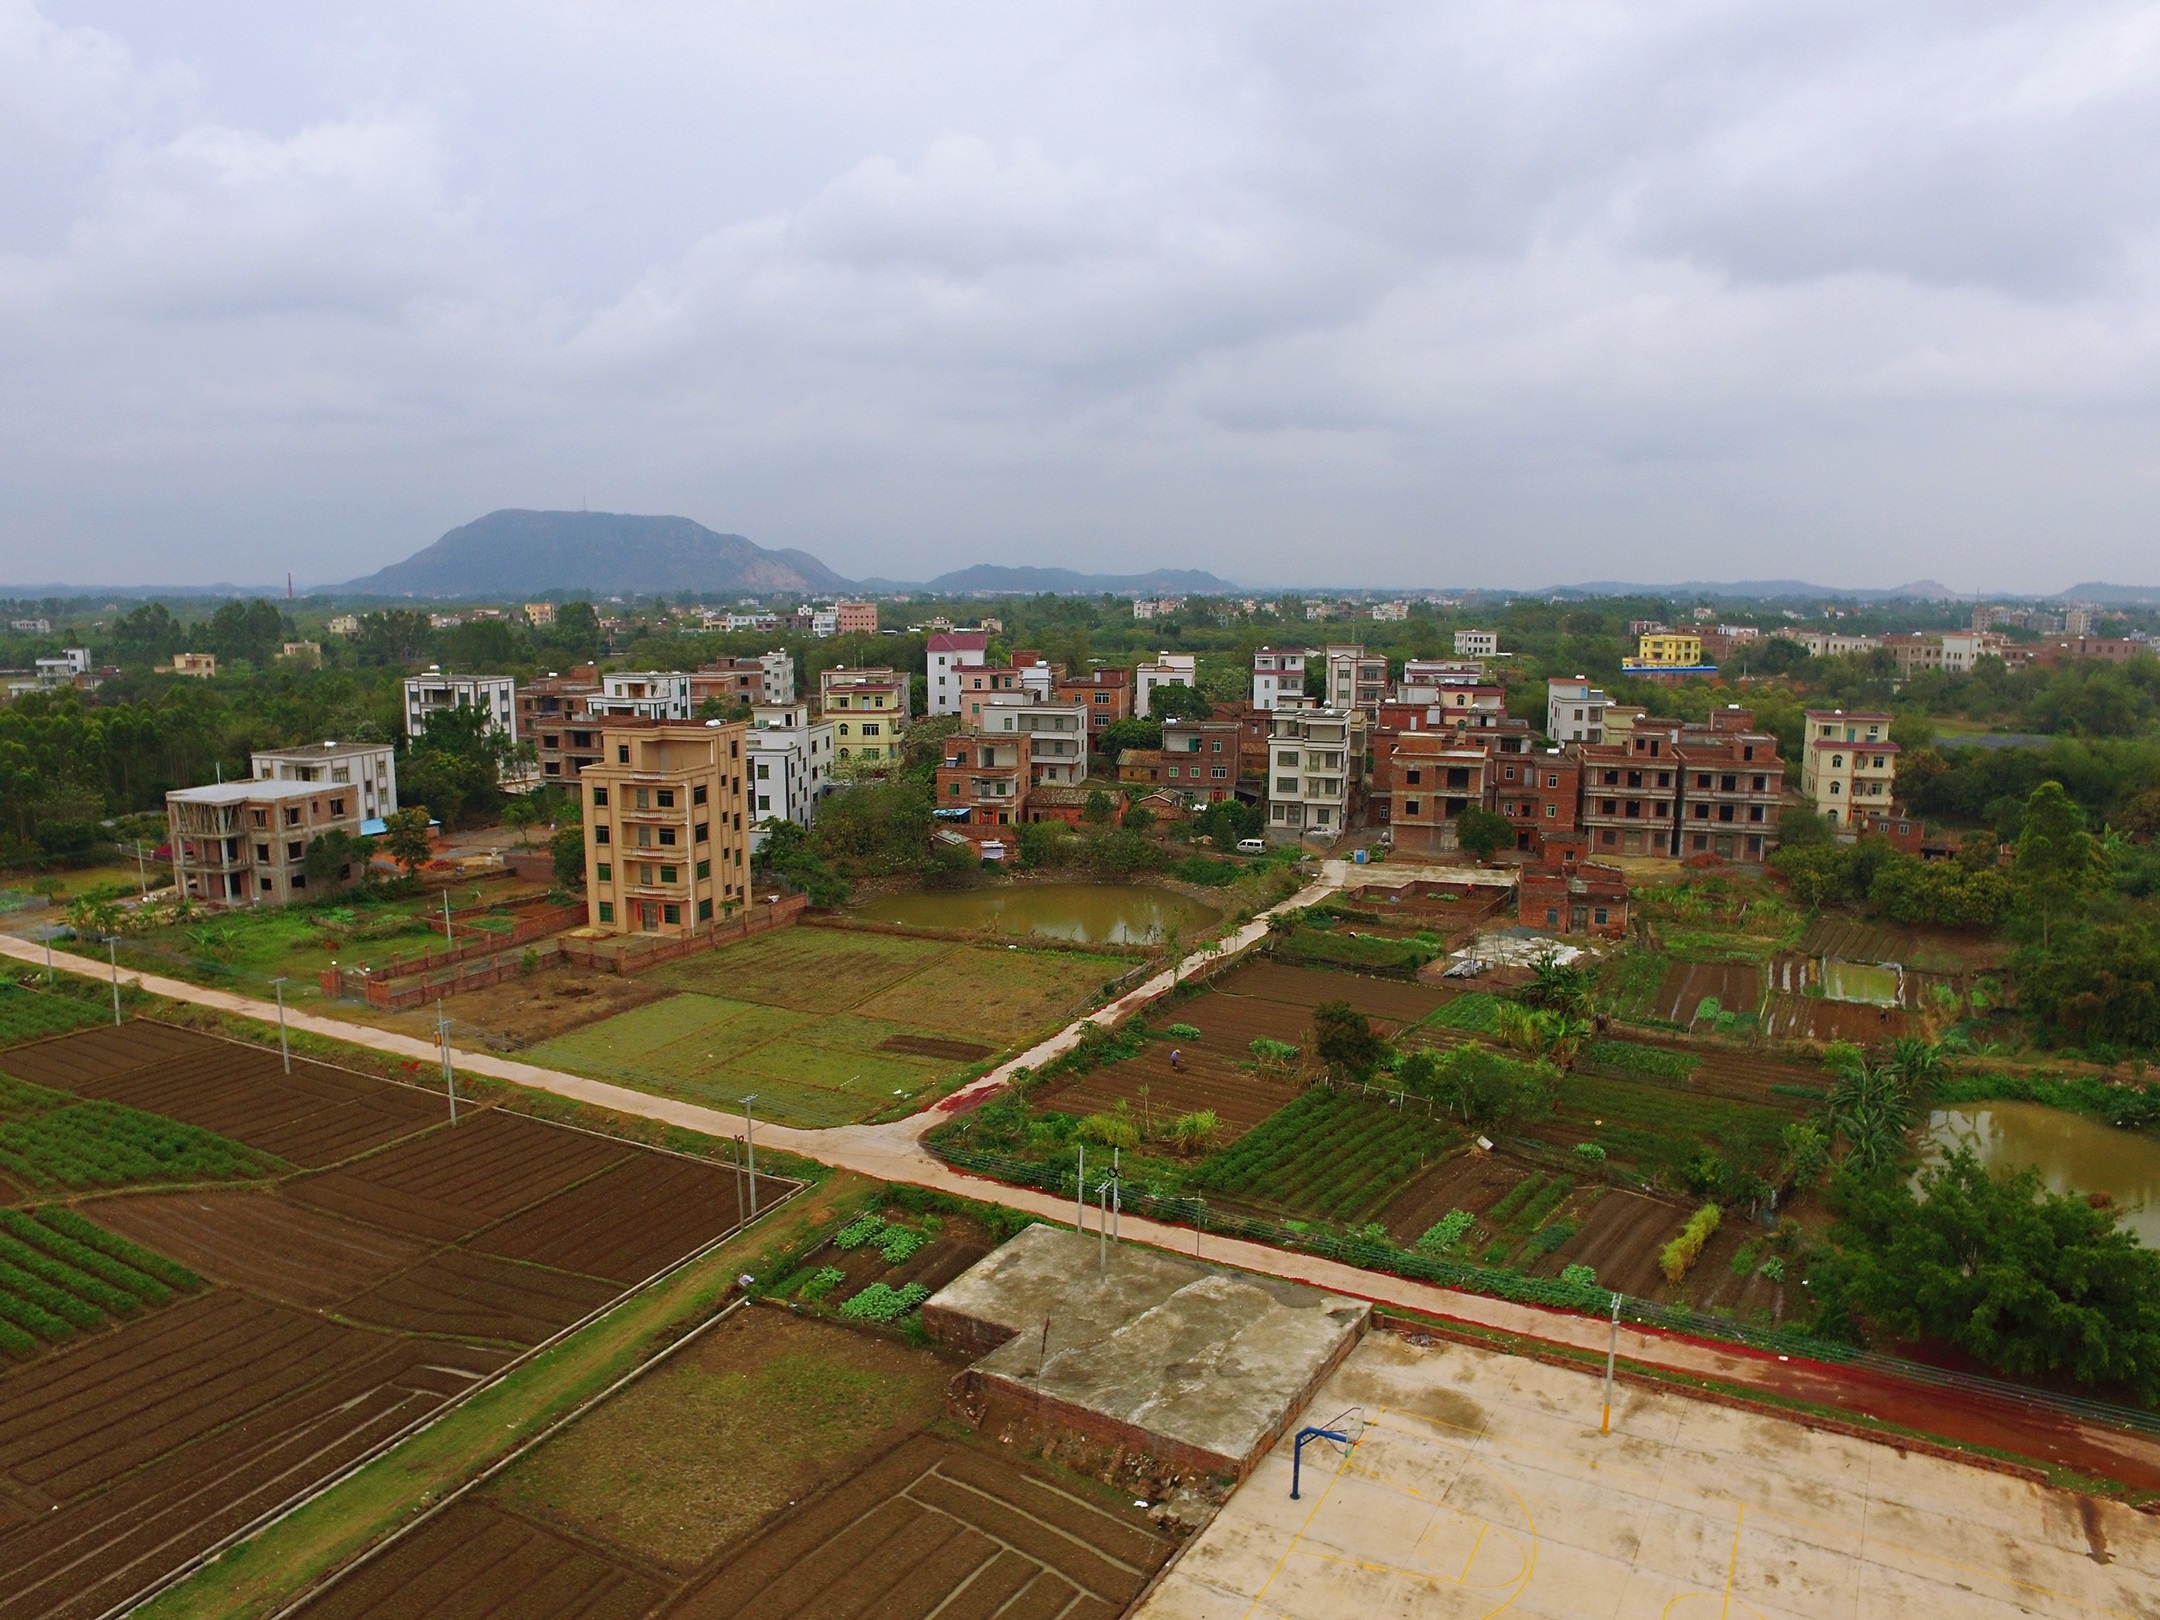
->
[2053, 582, 2160, 606]
[858, 564, 1243, 597]
[331, 510, 852, 598]
[1546, 578, 1962, 602]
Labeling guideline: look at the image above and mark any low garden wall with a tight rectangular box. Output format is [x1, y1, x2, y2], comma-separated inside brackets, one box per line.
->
[558, 894, 806, 976]
[321, 938, 565, 1010]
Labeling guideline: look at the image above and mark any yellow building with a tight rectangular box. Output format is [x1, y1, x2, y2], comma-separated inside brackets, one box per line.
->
[818, 666, 910, 764]
[1629, 632, 1705, 667]
[1800, 709, 1898, 828]
[581, 721, 750, 935]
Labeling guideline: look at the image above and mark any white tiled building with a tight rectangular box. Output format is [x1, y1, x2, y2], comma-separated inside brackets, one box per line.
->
[403, 670, 516, 741]
[1250, 647, 1313, 710]
[1454, 629, 1499, 657]
[977, 694, 1092, 785]
[1546, 677, 1612, 744]
[928, 631, 990, 716]
[1133, 653, 1198, 718]
[249, 742, 399, 826]
[1266, 707, 1359, 841]
[747, 701, 838, 843]
[588, 672, 694, 721]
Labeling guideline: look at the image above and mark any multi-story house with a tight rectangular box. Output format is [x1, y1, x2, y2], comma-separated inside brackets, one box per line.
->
[581, 721, 750, 935]
[1158, 717, 1241, 804]
[928, 631, 990, 715]
[954, 664, 1029, 722]
[165, 653, 217, 679]
[1578, 733, 1681, 859]
[1133, 653, 1198, 718]
[1370, 601, 1410, 622]
[1674, 709, 1785, 861]
[523, 601, 556, 626]
[747, 701, 837, 843]
[1490, 746, 1579, 857]
[520, 670, 604, 781]
[796, 604, 840, 637]
[1622, 632, 1712, 674]
[935, 732, 1031, 832]
[1249, 647, 1314, 710]
[1800, 709, 1898, 830]
[248, 742, 398, 827]
[1379, 731, 1490, 854]
[1878, 631, 2011, 679]
[1518, 833, 1629, 938]
[1772, 629, 1880, 658]
[1323, 644, 1389, 717]
[1265, 707, 1358, 841]
[403, 669, 516, 741]
[690, 652, 795, 708]
[1546, 677, 1612, 744]
[587, 671, 693, 721]
[168, 779, 368, 908]
[1453, 629, 1499, 657]
[818, 666, 910, 764]
[1053, 667, 1132, 746]
[834, 601, 878, 635]
[977, 695, 1091, 785]
[1009, 651, 1059, 700]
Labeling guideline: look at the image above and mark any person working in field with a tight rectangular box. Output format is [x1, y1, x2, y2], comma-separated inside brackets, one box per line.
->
[1170, 1048, 1182, 1070]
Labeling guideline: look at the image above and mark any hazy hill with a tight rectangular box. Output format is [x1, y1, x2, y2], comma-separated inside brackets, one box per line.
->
[333, 510, 852, 598]
[859, 564, 1242, 596]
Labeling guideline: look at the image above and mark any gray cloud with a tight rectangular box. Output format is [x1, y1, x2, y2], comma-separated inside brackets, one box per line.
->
[2, 0, 2159, 590]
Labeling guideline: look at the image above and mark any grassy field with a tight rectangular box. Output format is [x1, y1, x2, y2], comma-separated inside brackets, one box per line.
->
[528, 926, 1123, 1127]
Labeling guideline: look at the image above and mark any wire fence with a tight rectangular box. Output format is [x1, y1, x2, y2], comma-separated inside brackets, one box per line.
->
[924, 1139, 2160, 1440]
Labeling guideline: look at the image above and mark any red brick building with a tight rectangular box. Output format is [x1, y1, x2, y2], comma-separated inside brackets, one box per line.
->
[1055, 667, 1133, 746]
[935, 732, 1031, 833]
[1490, 746, 1579, 857]
[1160, 717, 1241, 803]
[1517, 833, 1629, 938]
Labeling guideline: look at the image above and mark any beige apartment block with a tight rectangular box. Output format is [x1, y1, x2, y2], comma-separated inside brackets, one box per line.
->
[581, 721, 750, 936]
[1801, 708, 1899, 828]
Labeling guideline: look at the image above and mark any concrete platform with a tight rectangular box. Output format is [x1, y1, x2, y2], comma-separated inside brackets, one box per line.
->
[1137, 1328, 2160, 1619]
[926, 1224, 1370, 1482]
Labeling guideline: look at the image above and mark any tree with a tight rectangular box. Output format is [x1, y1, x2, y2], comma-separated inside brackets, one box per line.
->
[1454, 806, 1514, 862]
[382, 808, 434, 875]
[1777, 806, 1837, 849]
[814, 781, 933, 874]
[551, 823, 587, 889]
[1814, 1150, 2160, 1399]
[1123, 804, 1156, 834]
[2014, 919, 2160, 1051]
[303, 829, 370, 892]
[1193, 797, 1261, 847]
[1521, 952, 1594, 1016]
[1822, 1045, 1913, 1175]
[757, 818, 847, 904]
[1147, 682, 1214, 723]
[1097, 717, 1162, 756]
[501, 796, 542, 847]
[2014, 780, 2104, 946]
[1312, 1000, 1384, 1078]
[1400, 1046, 1559, 1134]
[1082, 788, 1115, 826]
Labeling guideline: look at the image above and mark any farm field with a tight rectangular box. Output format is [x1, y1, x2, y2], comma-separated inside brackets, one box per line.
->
[1799, 915, 2008, 973]
[1643, 959, 1762, 1025]
[289, 1307, 1173, 1620]
[1038, 1046, 1300, 1142]
[0, 1019, 790, 1620]
[525, 925, 1122, 1128]
[1189, 1089, 1456, 1224]
[1545, 1071, 1792, 1183]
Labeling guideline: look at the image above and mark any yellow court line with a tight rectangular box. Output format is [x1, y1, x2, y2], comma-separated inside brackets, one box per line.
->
[1240, 1411, 1369, 1620]
[1723, 1503, 1743, 1619]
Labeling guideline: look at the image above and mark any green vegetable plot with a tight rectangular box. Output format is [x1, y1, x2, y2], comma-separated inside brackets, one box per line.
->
[1189, 1089, 1455, 1224]
[0, 1206, 202, 1359]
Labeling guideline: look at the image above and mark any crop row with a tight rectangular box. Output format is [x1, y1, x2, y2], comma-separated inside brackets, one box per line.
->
[1426, 994, 1500, 1033]
[1577, 1040, 1698, 1082]
[0, 1206, 202, 1359]
[1554, 1074, 1786, 1171]
[0, 1072, 65, 1126]
[1190, 1090, 1452, 1223]
[0, 985, 109, 1049]
[0, 1099, 285, 1191]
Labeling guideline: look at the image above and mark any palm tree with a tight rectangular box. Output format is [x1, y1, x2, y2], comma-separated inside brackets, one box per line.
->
[1522, 952, 1594, 1017]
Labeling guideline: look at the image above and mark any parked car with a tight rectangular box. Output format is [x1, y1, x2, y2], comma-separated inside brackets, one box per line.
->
[1236, 838, 1266, 855]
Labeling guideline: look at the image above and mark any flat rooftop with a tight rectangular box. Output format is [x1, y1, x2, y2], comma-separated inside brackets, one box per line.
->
[928, 1224, 1369, 1480]
[167, 779, 325, 804]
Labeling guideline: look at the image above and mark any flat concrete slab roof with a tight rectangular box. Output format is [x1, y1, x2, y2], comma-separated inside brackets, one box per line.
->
[930, 1224, 1369, 1480]
[1138, 1329, 2160, 1619]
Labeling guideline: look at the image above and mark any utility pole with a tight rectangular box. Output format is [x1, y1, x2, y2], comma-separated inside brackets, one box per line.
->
[44, 934, 53, 986]
[270, 977, 290, 1072]
[107, 938, 121, 1025]
[1602, 1293, 1621, 1436]
[1075, 1145, 1085, 1233]
[442, 890, 454, 950]
[133, 841, 147, 897]
[741, 1094, 759, 1217]
[437, 1002, 458, 1124]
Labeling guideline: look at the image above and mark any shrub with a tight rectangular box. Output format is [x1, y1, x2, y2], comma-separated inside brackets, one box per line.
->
[877, 1227, 927, 1264]
[1077, 1109, 1140, 1150]
[1659, 1204, 1722, 1284]
[1573, 1142, 1607, 1163]
[1524, 1222, 1576, 1258]
[1165, 1023, 1201, 1040]
[831, 1215, 888, 1250]
[1560, 1263, 1598, 1288]
[1249, 1037, 1300, 1065]
[799, 1266, 845, 1302]
[839, 1281, 931, 1322]
[1415, 1210, 1475, 1255]
[1759, 1256, 1785, 1282]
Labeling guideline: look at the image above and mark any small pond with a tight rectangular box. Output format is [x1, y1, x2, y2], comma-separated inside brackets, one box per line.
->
[853, 883, 1221, 946]
[1922, 1101, 2160, 1246]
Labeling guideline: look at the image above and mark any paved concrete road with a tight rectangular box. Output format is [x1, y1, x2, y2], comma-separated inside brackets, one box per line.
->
[1141, 1332, 2160, 1619]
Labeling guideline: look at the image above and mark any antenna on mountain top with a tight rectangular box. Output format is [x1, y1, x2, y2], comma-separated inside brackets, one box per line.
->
[287, 572, 293, 600]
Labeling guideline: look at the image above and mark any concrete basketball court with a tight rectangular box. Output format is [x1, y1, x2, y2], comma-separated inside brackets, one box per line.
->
[1136, 1331, 2160, 1619]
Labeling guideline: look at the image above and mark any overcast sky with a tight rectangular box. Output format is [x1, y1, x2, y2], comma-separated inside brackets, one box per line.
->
[4, 2, 2159, 592]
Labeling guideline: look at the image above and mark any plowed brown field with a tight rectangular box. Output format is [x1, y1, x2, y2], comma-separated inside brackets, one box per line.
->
[1538, 1189, 1689, 1295]
[0, 1022, 798, 1620]
[1647, 960, 1763, 1023]
[1039, 1048, 1300, 1141]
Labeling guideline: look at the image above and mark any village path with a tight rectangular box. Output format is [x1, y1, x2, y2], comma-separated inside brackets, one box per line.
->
[5, 866, 2160, 1491]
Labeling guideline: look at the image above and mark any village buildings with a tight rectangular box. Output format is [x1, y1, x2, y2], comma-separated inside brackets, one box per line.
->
[580, 720, 750, 935]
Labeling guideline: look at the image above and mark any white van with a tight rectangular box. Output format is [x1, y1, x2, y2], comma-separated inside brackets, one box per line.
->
[1235, 838, 1267, 855]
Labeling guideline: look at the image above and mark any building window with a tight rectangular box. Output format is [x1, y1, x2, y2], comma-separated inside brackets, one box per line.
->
[255, 843, 270, 862]
[596, 863, 611, 882]
[698, 898, 713, 921]
[617, 745, 629, 763]
[598, 902, 615, 923]
[1403, 799, 1420, 816]
[1545, 804, 1556, 817]
[329, 798, 344, 816]
[757, 794, 770, 811]
[660, 865, 677, 883]
[694, 822, 709, 843]
[1212, 766, 1228, 779]
[663, 903, 681, 924]
[286, 841, 303, 861]
[658, 827, 677, 846]
[1405, 769, 1421, 785]
[594, 825, 610, 844]
[696, 859, 711, 879]
[586, 785, 608, 808]
[1594, 908, 1609, 926]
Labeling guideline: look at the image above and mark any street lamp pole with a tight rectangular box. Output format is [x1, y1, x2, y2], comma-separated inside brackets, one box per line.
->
[1602, 1292, 1621, 1435]
[270, 977, 290, 1073]
[107, 937, 121, 1026]
[437, 1003, 458, 1124]
[740, 1094, 759, 1217]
